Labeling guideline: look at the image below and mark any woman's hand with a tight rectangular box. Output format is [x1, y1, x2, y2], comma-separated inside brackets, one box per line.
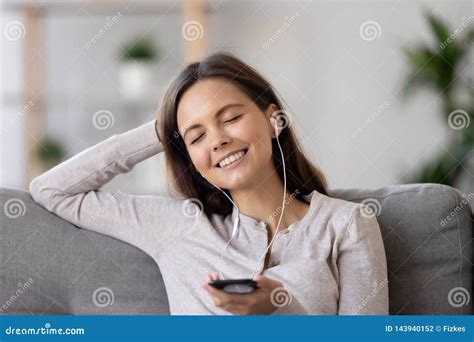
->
[202, 273, 292, 315]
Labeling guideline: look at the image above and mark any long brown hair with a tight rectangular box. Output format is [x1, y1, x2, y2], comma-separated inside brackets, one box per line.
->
[157, 51, 328, 219]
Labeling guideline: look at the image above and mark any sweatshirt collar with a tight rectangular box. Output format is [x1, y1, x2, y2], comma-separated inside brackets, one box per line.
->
[230, 190, 321, 233]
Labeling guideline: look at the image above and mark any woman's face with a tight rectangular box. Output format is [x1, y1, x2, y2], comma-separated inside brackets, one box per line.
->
[177, 77, 277, 190]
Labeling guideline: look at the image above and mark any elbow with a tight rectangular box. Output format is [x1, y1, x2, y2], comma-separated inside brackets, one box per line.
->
[28, 176, 52, 210]
[29, 177, 41, 200]
[29, 176, 82, 217]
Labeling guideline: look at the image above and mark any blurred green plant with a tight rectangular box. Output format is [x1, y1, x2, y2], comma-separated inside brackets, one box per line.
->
[119, 37, 159, 61]
[36, 136, 65, 169]
[401, 12, 473, 185]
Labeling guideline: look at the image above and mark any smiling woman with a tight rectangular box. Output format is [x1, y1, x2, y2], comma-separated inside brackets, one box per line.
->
[157, 52, 329, 220]
[29, 51, 389, 315]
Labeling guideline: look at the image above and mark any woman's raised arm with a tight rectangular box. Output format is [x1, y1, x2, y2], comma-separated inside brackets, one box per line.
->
[29, 119, 186, 258]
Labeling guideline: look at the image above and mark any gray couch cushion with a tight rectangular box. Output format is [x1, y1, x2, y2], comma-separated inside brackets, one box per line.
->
[0, 183, 472, 315]
[330, 183, 472, 315]
[0, 187, 169, 315]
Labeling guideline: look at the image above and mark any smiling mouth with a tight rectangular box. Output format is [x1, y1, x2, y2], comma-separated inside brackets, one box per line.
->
[215, 148, 248, 168]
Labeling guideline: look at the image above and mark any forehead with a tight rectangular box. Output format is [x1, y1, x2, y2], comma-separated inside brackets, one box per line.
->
[177, 78, 249, 125]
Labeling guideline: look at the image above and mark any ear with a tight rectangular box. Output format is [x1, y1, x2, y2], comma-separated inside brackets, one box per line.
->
[265, 103, 279, 120]
[265, 103, 280, 138]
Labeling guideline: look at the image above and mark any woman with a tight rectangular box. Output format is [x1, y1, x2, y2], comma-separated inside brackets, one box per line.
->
[29, 52, 389, 315]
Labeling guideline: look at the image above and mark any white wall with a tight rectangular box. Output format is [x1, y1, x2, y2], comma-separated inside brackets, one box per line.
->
[1, 7, 25, 189]
[1, 0, 472, 195]
[211, 0, 471, 190]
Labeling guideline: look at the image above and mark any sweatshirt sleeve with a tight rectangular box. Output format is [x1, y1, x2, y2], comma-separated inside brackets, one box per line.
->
[337, 205, 389, 315]
[29, 119, 185, 259]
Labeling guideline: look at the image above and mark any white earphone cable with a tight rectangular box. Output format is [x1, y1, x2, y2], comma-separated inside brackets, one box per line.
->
[214, 188, 239, 280]
[249, 119, 286, 280]
[205, 116, 286, 281]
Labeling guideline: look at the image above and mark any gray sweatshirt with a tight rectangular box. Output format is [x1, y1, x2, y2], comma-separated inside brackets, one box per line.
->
[29, 119, 389, 315]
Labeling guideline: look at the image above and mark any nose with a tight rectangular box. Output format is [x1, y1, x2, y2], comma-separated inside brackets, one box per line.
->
[213, 139, 229, 152]
[211, 129, 231, 152]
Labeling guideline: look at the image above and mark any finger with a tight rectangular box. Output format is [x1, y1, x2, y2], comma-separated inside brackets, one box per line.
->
[211, 273, 219, 281]
[203, 283, 227, 298]
[254, 274, 268, 288]
[204, 284, 252, 304]
[203, 285, 231, 307]
[254, 274, 281, 290]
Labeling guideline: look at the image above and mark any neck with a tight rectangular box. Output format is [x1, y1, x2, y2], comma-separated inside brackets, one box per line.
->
[229, 164, 309, 235]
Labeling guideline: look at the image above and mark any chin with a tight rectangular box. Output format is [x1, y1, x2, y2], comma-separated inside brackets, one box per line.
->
[219, 173, 253, 191]
[208, 158, 257, 189]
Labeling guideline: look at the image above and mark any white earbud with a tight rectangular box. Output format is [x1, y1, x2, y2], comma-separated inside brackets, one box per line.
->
[270, 116, 280, 137]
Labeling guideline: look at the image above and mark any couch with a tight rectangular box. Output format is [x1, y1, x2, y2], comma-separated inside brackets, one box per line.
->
[0, 183, 472, 315]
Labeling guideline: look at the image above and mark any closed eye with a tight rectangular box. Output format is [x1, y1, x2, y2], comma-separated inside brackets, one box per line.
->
[225, 114, 242, 123]
[191, 133, 204, 144]
[190, 115, 243, 145]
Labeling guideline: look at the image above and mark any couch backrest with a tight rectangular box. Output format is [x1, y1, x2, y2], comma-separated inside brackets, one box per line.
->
[330, 183, 472, 315]
[0, 183, 471, 315]
[0, 187, 169, 315]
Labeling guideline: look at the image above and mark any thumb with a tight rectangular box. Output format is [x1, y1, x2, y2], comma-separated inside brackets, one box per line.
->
[254, 274, 269, 288]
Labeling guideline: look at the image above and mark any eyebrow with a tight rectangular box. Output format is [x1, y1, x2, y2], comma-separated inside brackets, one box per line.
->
[181, 103, 245, 141]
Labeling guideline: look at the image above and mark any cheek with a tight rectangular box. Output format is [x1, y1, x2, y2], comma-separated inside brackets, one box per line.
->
[189, 148, 211, 172]
[246, 127, 273, 158]
[253, 138, 274, 165]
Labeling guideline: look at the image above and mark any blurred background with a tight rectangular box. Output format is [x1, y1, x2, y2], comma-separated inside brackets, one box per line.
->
[1, 0, 472, 207]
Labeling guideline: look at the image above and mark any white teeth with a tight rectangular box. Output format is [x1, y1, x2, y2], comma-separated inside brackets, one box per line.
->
[218, 150, 246, 168]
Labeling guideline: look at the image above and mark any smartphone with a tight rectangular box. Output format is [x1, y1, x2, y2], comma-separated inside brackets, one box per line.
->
[208, 278, 259, 294]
